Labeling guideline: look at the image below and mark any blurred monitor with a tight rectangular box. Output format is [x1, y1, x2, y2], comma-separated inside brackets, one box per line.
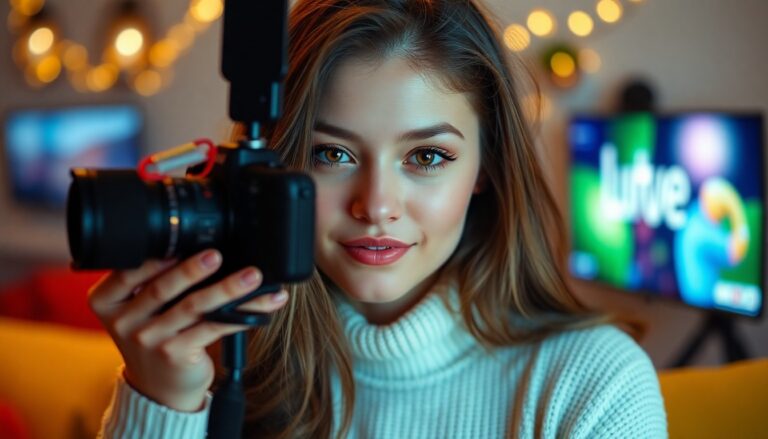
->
[568, 112, 764, 318]
[2, 104, 142, 209]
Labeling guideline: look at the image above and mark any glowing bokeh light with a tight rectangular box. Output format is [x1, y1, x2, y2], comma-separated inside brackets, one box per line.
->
[568, 11, 594, 37]
[527, 9, 555, 37]
[190, 0, 223, 24]
[63, 43, 88, 71]
[550, 51, 576, 78]
[115, 28, 144, 57]
[28, 26, 54, 55]
[11, 0, 44, 16]
[149, 39, 179, 68]
[134, 69, 163, 96]
[597, 0, 623, 23]
[35, 54, 61, 83]
[168, 23, 196, 51]
[503, 24, 530, 52]
[86, 64, 119, 92]
[579, 48, 602, 73]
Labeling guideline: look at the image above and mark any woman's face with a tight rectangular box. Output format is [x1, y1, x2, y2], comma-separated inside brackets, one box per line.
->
[311, 56, 482, 322]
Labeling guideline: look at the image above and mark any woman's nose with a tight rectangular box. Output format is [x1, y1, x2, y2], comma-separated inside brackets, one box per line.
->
[349, 166, 402, 224]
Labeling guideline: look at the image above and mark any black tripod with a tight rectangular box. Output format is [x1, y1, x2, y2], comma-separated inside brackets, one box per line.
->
[670, 312, 752, 368]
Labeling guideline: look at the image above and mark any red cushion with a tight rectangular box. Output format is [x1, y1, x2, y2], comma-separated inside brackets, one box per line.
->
[0, 400, 29, 439]
[0, 267, 107, 331]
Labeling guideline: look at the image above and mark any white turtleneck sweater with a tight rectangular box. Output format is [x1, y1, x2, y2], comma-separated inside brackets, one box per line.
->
[99, 291, 668, 438]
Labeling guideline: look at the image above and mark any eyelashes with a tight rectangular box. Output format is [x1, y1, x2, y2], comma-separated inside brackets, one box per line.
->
[312, 144, 457, 172]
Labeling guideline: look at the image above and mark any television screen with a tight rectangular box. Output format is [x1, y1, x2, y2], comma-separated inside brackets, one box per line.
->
[2, 104, 142, 208]
[569, 112, 764, 317]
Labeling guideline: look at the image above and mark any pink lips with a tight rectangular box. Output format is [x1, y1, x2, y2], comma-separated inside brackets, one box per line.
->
[341, 237, 413, 266]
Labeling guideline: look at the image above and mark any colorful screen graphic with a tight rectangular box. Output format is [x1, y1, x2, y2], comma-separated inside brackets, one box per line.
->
[569, 113, 764, 317]
[3, 104, 142, 208]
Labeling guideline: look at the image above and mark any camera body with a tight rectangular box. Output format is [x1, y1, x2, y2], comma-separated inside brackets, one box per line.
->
[67, 142, 315, 284]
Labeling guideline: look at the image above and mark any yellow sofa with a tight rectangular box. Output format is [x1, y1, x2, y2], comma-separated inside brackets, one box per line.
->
[0, 317, 766, 439]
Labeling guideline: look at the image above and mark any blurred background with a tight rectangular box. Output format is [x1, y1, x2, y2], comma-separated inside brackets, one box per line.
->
[0, 0, 766, 367]
[1, 1, 767, 438]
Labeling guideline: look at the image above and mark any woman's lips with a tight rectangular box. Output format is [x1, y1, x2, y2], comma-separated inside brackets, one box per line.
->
[340, 237, 413, 266]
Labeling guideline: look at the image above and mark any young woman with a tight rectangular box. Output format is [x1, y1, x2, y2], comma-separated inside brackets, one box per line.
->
[93, 0, 667, 437]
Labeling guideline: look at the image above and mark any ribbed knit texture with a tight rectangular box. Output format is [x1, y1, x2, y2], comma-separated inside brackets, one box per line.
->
[98, 368, 211, 439]
[99, 290, 667, 438]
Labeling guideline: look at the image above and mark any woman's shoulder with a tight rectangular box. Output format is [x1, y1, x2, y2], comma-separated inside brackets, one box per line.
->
[509, 324, 668, 438]
[536, 323, 656, 380]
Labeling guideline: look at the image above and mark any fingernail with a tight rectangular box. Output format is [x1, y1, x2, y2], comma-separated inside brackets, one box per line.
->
[200, 251, 221, 269]
[240, 268, 261, 286]
[271, 291, 288, 303]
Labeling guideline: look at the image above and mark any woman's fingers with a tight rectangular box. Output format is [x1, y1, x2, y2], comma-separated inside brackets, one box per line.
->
[127, 268, 287, 347]
[114, 249, 224, 332]
[89, 258, 178, 316]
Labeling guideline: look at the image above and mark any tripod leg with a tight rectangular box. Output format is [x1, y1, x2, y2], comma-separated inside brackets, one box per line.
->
[671, 317, 713, 368]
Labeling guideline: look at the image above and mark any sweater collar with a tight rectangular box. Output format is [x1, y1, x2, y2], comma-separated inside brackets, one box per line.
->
[335, 285, 479, 382]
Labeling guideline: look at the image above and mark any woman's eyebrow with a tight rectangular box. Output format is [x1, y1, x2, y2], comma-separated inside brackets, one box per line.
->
[314, 120, 465, 142]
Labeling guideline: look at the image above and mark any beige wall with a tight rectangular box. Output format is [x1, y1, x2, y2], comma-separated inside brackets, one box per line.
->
[0, 0, 765, 368]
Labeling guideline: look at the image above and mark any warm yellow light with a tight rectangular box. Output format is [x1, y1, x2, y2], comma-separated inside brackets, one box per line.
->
[35, 54, 61, 83]
[503, 24, 530, 52]
[149, 39, 179, 68]
[168, 23, 196, 51]
[550, 52, 576, 78]
[86, 64, 119, 92]
[28, 27, 54, 55]
[568, 11, 594, 37]
[68, 69, 89, 93]
[527, 9, 555, 37]
[7, 10, 27, 32]
[115, 28, 144, 57]
[579, 48, 602, 73]
[11, 0, 44, 16]
[597, 0, 623, 23]
[189, 0, 223, 24]
[134, 70, 163, 96]
[63, 43, 88, 71]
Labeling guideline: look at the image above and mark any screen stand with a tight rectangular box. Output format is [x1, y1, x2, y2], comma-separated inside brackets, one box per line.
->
[671, 313, 751, 368]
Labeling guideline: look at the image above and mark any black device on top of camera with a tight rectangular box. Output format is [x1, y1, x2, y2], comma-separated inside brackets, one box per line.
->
[66, 1, 308, 437]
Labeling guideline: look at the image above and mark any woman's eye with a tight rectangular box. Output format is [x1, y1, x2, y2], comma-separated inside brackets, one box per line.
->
[406, 147, 457, 171]
[414, 150, 439, 166]
[313, 145, 352, 167]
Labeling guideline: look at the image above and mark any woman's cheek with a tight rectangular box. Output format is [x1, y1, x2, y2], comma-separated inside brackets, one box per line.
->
[405, 177, 476, 234]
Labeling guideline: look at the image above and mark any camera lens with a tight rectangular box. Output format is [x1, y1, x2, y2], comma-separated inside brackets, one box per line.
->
[67, 169, 224, 269]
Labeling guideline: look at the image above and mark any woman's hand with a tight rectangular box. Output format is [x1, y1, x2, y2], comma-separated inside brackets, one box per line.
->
[88, 249, 289, 412]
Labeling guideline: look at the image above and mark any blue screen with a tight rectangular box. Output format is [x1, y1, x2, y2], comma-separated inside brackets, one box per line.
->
[3, 104, 142, 208]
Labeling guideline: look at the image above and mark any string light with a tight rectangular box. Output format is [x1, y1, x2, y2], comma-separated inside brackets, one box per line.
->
[503, 24, 530, 52]
[567, 11, 594, 37]
[597, 0, 623, 24]
[527, 9, 556, 37]
[7, 0, 222, 94]
[27, 25, 54, 55]
[10, 0, 43, 16]
[189, 0, 223, 25]
[578, 48, 602, 73]
[499, 1, 645, 88]
[550, 51, 576, 78]
[115, 27, 144, 57]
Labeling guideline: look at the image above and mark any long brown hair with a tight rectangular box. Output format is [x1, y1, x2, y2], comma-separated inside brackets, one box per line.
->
[234, 1, 609, 437]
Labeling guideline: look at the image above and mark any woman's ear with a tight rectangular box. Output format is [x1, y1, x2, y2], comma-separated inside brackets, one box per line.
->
[473, 171, 488, 194]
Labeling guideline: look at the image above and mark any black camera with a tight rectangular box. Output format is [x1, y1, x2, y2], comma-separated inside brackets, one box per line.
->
[66, 1, 314, 287]
[67, 145, 315, 282]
